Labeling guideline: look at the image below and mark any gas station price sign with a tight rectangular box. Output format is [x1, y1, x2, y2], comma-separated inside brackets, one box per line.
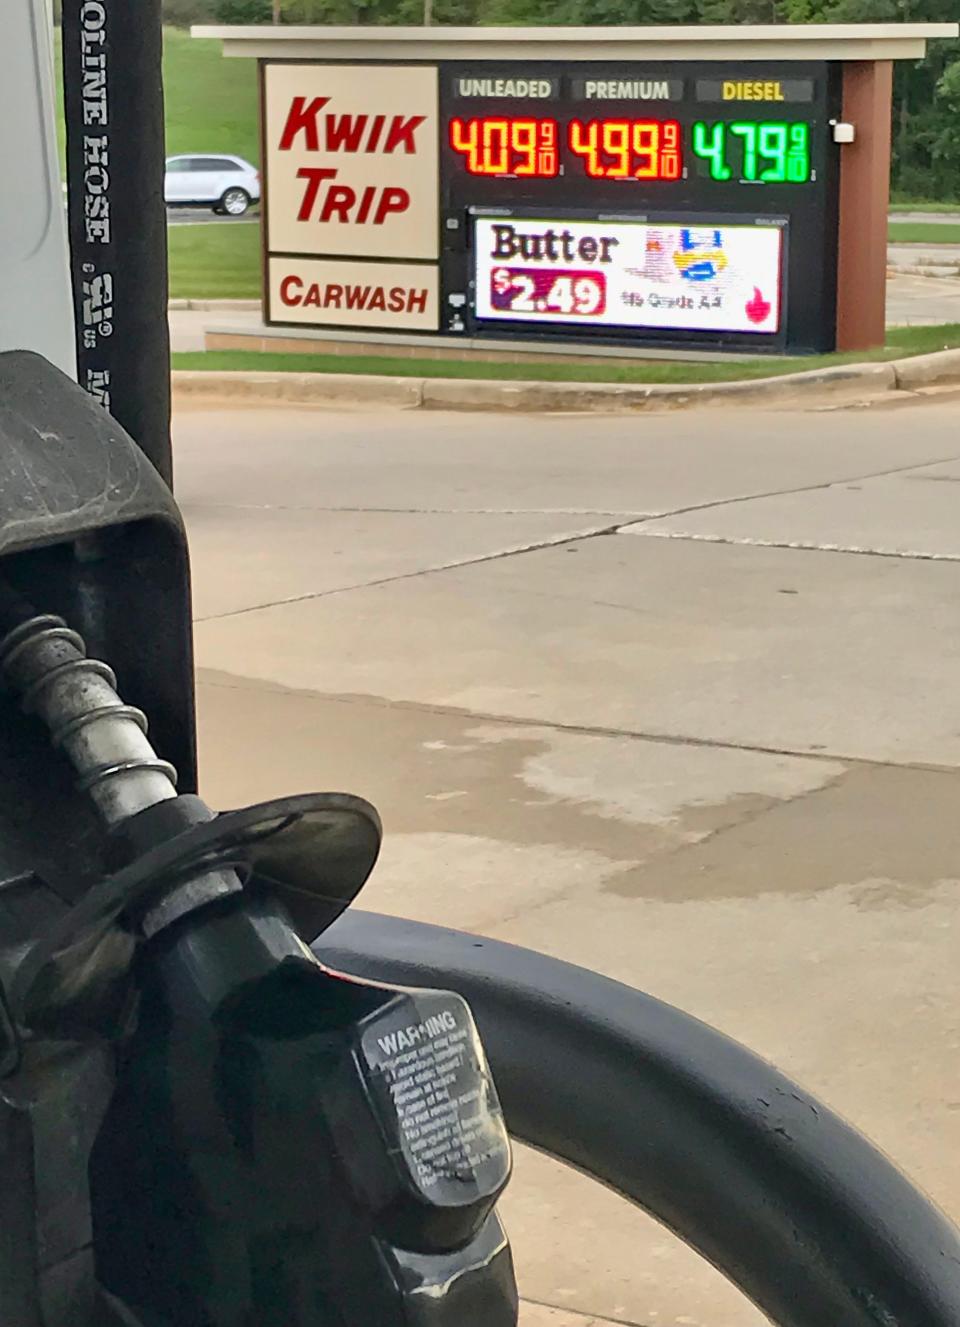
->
[448, 116, 811, 184]
[437, 59, 838, 353]
[263, 56, 841, 353]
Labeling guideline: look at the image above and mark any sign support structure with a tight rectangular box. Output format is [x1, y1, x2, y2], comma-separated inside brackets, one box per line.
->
[197, 24, 958, 358]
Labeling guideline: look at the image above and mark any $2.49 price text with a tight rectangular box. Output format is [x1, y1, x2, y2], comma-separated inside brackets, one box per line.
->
[489, 267, 607, 318]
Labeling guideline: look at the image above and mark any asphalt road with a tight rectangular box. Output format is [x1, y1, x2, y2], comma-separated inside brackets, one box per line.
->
[167, 206, 259, 226]
[176, 395, 960, 1327]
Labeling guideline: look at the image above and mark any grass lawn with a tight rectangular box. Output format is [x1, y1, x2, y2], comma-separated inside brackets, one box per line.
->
[888, 222, 960, 244]
[162, 30, 259, 164]
[54, 30, 258, 172]
[168, 223, 261, 299]
[172, 323, 960, 387]
[56, 26, 261, 298]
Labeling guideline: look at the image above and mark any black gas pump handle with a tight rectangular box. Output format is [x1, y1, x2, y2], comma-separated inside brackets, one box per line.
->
[318, 909, 960, 1327]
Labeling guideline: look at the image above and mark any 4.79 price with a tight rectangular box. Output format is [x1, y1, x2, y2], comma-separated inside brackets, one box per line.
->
[490, 267, 607, 318]
[692, 121, 811, 183]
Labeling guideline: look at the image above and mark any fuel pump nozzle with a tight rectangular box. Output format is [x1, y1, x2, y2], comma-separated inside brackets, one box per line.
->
[0, 584, 518, 1327]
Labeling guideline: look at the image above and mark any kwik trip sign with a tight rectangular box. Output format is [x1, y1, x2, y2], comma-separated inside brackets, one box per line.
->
[260, 56, 834, 351]
[264, 64, 439, 329]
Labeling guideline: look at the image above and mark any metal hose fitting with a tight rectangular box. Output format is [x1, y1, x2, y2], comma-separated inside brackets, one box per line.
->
[0, 605, 242, 935]
[0, 613, 178, 826]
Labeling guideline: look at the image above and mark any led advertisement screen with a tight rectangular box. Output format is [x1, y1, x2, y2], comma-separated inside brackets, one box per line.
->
[473, 215, 784, 336]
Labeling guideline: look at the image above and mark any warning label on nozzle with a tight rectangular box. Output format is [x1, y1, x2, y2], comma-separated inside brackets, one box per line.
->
[360, 991, 510, 1203]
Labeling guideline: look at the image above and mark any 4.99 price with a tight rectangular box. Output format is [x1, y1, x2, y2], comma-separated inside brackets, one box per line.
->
[490, 267, 607, 318]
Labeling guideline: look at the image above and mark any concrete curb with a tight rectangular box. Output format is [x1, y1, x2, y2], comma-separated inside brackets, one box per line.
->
[169, 298, 261, 311]
[887, 264, 960, 279]
[172, 358, 916, 414]
[889, 347, 960, 390]
[420, 362, 899, 412]
[172, 369, 422, 408]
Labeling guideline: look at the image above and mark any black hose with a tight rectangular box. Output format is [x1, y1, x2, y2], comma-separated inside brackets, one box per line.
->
[61, 0, 172, 488]
[317, 910, 960, 1327]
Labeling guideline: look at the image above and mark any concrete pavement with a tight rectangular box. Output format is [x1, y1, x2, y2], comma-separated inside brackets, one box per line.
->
[889, 211, 960, 223]
[170, 306, 263, 352]
[885, 270, 960, 325]
[888, 244, 960, 281]
[177, 398, 960, 1327]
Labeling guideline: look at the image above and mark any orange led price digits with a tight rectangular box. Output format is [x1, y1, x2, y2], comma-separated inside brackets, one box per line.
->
[568, 119, 683, 180]
[449, 117, 560, 177]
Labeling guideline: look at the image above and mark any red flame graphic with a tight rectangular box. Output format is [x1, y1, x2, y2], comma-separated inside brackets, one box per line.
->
[745, 287, 772, 325]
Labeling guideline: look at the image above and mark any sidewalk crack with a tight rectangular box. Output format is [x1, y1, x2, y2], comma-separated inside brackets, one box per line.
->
[195, 522, 623, 622]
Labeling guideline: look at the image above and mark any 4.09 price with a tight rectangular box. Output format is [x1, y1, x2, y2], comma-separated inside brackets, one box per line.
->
[490, 267, 607, 318]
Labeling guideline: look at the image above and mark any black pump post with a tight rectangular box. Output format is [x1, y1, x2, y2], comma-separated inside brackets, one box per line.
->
[61, 0, 173, 488]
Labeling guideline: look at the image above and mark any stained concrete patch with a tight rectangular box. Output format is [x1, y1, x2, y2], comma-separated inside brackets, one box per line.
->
[197, 674, 844, 929]
[370, 833, 632, 932]
[486, 724, 843, 828]
[603, 763, 960, 903]
[195, 669, 960, 1323]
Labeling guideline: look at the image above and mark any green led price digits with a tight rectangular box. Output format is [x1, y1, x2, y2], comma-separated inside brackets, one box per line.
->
[691, 122, 731, 180]
[692, 121, 811, 183]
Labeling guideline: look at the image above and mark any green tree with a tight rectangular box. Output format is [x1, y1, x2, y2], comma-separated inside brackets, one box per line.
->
[218, 0, 959, 198]
[933, 57, 960, 183]
[213, 0, 271, 19]
[163, 0, 217, 24]
[784, 0, 959, 197]
[479, 0, 695, 21]
[696, 0, 789, 23]
[675, 0, 960, 198]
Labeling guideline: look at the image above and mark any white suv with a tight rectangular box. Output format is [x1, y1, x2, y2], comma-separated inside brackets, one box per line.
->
[164, 154, 260, 216]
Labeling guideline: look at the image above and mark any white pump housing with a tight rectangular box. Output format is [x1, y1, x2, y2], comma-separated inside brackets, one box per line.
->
[0, 0, 75, 376]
